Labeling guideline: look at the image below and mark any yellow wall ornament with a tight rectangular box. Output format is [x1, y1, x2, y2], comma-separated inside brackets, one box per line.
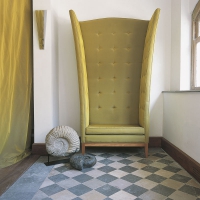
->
[35, 10, 47, 49]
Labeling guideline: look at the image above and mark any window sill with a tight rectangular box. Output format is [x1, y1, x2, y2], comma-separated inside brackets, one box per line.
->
[162, 90, 200, 93]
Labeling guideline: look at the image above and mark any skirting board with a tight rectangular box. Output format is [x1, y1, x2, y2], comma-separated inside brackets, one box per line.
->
[161, 138, 200, 183]
[31, 137, 162, 156]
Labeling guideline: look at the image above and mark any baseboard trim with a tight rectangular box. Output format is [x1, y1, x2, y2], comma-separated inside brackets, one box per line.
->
[31, 137, 162, 156]
[161, 138, 200, 183]
[32, 143, 48, 155]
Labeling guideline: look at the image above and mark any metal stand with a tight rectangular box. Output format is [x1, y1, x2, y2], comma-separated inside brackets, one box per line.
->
[44, 149, 79, 166]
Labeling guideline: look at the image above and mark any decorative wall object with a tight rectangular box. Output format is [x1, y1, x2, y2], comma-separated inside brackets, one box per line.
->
[35, 10, 47, 49]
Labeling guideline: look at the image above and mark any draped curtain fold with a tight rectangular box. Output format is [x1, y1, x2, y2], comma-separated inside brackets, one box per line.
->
[0, 0, 33, 168]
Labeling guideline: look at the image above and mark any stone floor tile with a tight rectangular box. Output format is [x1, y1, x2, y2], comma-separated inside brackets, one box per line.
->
[63, 169, 82, 178]
[109, 178, 132, 190]
[132, 169, 151, 178]
[121, 174, 142, 183]
[161, 178, 184, 190]
[168, 190, 197, 200]
[40, 184, 64, 196]
[124, 184, 148, 197]
[139, 190, 166, 200]
[155, 169, 174, 178]
[170, 174, 192, 183]
[80, 190, 106, 200]
[187, 179, 200, 188]
[73, 174, 93, 183]
[134, 178, 158, 190]
[83, 178, 105, 189]
[96, 184, 120, 196]
[109, 190, 137, 200]
[151, 184, 175, 196]
[128, 162, 147, 169]
[179, 184, 200, 196]
[119, 166, 137, 173]
[32, 190, 48, 200]
[146, 174, 166, 183]
[98, 166, 115, 173]
[108, 161, 126, 169]
[150, 161, 167, 169]
[50, 190, 76, 200]
[109, 169, 128, 178]
[85, 169, 105, 178]
[48, 169, 60, 177]
[68, 184, 92, 196]
[97, 174, 117, 183]
[48, 174, 69, 183]
[141, 165, 159, 173]
[57, 178, 80, 189]
[40, 178, 55, 188]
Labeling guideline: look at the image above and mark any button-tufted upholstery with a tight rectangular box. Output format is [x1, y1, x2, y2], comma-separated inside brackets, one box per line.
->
[69, 9, 160, 157]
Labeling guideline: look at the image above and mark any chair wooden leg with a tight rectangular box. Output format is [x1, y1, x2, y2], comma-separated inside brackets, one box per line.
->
[81, 143, 85, 155]
[145, 143, 148, 158]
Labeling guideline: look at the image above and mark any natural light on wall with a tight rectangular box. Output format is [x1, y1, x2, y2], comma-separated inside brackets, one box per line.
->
[192, 1, 200, 89]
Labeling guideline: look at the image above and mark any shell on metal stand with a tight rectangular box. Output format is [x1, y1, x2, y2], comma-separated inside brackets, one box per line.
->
[45, 126, 80, 157]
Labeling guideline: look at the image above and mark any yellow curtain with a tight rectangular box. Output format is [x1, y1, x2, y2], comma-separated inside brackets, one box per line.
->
[0, 0, 33, 168]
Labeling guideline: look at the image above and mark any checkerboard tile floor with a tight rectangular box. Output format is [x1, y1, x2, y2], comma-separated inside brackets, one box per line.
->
[32, 148, 200, 200]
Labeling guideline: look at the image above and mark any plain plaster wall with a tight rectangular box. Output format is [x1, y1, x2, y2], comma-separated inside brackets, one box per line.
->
[163, 0, 200, 164]
[33, 0, 171, 142]
[163, 92, 200, 163]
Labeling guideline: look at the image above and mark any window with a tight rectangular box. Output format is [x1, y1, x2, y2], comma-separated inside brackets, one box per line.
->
[191, 1, 200, 90]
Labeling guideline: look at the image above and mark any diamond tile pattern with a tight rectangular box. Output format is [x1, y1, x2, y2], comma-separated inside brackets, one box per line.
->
[32, 148, 200, 199]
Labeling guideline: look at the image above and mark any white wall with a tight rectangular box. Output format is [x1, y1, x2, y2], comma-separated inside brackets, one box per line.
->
[33, 0, 59, 143]
[163, 92, 200, 163]
[170, 0, 199, 90]
[33, 0, 171, 142]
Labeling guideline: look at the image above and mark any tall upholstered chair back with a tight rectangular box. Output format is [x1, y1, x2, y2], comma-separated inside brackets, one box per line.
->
[70, 9, 160, 157]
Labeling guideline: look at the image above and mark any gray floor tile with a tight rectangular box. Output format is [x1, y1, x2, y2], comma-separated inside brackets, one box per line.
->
[157, 159, 173, 165]
[152, 153, 167, 158]
[96, 184, 120, 196]
[124, 184, 148, 197]
[142, 166, 159, 173]
[179, 184, 200, 196]
[98, 166, 116, 173]
[151, 184, 175, 196]
[146, 174, 166, 183]
[170, 174, 191, 183]
[73, 174, 93, 183]
[99, 159, 114, 165]
[97, 174, 117, 183]
[116, 153, 131, 158]
[118, 159, 133, 165]
[121, 174, 142, 183]
[99, 153, 113, 158]
[54, 166, 70, 173]
[48, 174, 69, 183]
[138, 159, 153, 165]
[40, 184, 64, 196]
[72, 197, 82, 200]
[119, 166, 137, 173]
[163, 166, 181, 173]
[68, 184, 92, 196]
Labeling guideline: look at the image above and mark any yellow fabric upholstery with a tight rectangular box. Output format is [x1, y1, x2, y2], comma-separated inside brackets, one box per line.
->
[86, 125, 144, 135]
[69, 9, 160, 155]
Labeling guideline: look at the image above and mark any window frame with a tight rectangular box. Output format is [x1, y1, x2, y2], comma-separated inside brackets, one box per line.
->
[191, 1, 200, 90]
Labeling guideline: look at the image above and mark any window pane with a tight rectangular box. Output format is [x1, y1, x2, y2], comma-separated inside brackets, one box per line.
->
[196, 42, 200, 87]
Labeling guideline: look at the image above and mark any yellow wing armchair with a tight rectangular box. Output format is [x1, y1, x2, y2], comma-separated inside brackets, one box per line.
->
[69, 9, 160, 157]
